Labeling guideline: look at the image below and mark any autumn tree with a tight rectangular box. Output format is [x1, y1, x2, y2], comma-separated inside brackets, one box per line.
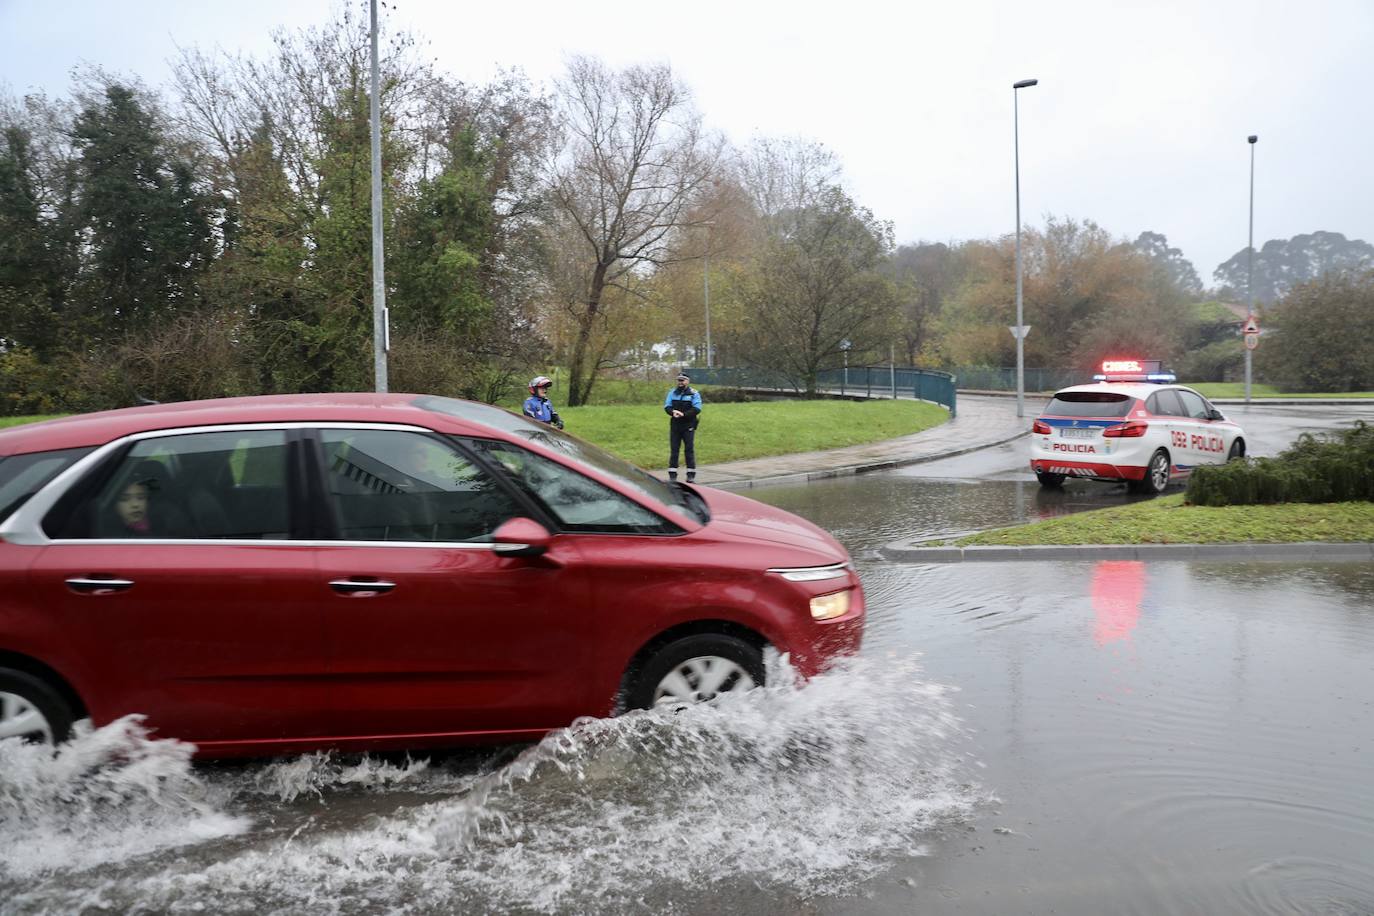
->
[545, 56, 721, 405]
[884, 242, 965, 366]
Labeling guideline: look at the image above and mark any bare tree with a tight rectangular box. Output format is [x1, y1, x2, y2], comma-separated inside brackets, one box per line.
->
[737, 135, 841, 219]
[546, 56, 721, 405]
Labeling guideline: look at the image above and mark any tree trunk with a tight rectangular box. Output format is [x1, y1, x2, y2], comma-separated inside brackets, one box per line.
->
[566, 262, 608, 406]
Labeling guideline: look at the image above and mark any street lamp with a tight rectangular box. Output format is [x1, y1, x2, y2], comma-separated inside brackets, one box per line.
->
[1245, 134, 1258, 411]
[699, 221, 715, 370]
[1012, 78, 1038, 418]
[369, 0, 389, 392]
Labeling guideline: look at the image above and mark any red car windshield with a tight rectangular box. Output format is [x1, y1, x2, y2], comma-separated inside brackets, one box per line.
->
[414, 395, 703, 522]
[1044, 392, 1135, 418]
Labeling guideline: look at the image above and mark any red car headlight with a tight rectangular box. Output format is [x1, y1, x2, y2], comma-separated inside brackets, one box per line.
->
[809, 590, 851, 621]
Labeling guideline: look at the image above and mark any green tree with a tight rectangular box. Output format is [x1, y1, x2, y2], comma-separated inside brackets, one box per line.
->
[70, 83, 215, 340]
[1261, 270, 1374, 392]
[1133, 231, 1202, 298]
[732, 187, 897, 393]
[1213, 231, 1374, 306]
[0, 124, 66, 355]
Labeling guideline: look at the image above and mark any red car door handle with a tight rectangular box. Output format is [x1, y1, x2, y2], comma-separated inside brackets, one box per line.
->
[329, 579, 397, 595]
[65, 577, 135, 594]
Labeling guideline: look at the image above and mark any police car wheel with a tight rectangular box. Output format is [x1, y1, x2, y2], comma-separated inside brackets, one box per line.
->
[1227, 438, 1246, 461]
[1035, 470, 1065, 488]
[1132, 448, 1171, 496]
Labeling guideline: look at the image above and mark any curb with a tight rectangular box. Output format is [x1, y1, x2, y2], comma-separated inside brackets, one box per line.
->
[703, 429, 1031, 491]
[879, 541, 1374, 563]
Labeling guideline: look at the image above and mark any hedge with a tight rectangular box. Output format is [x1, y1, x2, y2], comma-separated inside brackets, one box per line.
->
[1186, 421, 1374, 506]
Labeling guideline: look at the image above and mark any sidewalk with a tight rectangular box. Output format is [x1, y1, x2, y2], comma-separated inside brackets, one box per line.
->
[690, 394, 1032, 490]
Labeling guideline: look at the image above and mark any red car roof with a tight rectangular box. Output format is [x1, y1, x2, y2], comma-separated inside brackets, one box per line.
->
[0, 393, 495, 455]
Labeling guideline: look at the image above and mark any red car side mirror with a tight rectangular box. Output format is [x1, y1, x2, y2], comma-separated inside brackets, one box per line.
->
[491, 517, 553, 558]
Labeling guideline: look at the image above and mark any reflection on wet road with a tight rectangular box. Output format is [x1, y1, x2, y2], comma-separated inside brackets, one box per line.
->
[826, 558, 1374, 916]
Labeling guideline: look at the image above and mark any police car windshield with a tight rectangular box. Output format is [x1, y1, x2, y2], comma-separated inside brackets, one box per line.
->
[1046, 392, 1134, 418]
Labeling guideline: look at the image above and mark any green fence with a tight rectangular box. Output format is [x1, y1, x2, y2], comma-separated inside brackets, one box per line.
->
[687, 366, 958, 417]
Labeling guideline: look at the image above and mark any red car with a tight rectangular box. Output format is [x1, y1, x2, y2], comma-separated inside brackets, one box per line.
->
[0, 394, 864, 757]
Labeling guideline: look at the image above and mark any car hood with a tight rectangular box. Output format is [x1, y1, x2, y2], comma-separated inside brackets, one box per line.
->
[695, 486, 850, 566]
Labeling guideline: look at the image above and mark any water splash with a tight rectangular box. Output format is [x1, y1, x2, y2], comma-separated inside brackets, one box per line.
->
[246, 752, 437, 803]
[0, 715, 249, 879]
[3, 654, 985, 914]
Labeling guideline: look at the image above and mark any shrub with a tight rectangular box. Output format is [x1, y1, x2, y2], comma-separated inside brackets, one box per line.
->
[1187, 421, 1374, 505]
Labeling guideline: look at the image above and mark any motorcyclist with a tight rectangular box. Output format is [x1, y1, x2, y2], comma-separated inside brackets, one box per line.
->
[522, 376, 564, 429]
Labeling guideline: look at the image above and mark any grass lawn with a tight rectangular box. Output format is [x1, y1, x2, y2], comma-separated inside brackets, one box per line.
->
[956, 494, 1374, 546]
[0, 415, 62, 429]
[566, 398, 948, 469]
[1187, 382, 1374, 399]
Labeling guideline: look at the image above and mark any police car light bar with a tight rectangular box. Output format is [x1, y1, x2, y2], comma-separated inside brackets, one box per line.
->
[1093, 358, 1176, 384]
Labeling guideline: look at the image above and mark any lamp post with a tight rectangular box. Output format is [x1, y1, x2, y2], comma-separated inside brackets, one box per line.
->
[1245, 134, 1258, 411]
[1012, 78, 1038, 418]
[704, 245, 712, 369]
[369, 0, 388, 392]
[697, 221, 714, 369]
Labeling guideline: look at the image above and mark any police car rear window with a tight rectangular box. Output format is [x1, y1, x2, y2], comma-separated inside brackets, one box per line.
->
[1045, 392, 1134, 418]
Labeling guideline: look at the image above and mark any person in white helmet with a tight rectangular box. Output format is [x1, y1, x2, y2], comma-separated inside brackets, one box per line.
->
[522, 376, 563, 429]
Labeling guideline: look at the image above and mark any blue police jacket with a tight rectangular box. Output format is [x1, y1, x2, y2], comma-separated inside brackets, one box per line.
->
[523, 395, 555, 423]
[663, 386, 702, 424]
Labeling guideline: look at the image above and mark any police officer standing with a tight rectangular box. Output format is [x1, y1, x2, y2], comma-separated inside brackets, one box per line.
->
[664, 373, 702, 482]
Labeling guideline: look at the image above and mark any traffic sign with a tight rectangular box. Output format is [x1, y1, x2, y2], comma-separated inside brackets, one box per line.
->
[1242, 316, 1260, 335]
[1008, 325, 1032, 340]
[1245, 333, 1259, 351]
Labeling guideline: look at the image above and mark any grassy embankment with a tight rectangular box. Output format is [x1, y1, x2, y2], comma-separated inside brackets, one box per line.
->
[509, 380, 948, 469]
[3, 381, 949, 470]
[954, 494, 1374, 546]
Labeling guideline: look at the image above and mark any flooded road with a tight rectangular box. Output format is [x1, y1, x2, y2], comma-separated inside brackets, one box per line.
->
[4, 407, 1374, 914]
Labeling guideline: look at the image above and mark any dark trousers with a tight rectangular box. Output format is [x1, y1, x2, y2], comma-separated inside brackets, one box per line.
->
[669, 424, 696, 469]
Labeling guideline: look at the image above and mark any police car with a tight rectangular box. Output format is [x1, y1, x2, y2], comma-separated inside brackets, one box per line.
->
[1029, 360, 1246, 494]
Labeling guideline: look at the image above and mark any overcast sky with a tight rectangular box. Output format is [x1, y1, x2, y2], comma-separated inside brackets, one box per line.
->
[3, 0, 1371, 281]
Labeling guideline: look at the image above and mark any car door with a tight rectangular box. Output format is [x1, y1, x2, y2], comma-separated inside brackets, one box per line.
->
[309, 426, 600, 738]
[1147, 389, 1189, 467]
[1176, 389, 1228, 466]
[26, 427, 333, 745]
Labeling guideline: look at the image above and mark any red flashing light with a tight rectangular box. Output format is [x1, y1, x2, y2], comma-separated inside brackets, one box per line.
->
[1102, 360, 1142, 373]
[1032, 419, 1052, 434]
[1103, 421, 1149, 438]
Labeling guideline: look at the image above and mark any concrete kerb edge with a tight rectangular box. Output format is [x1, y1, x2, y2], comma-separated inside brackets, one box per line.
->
[878, 541, 1374, 563]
